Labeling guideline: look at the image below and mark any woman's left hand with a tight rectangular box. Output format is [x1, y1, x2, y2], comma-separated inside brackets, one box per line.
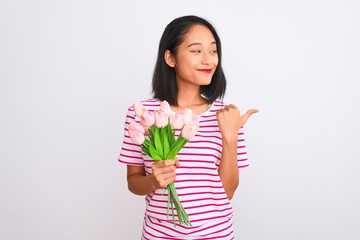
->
[216, 104, 258, 142]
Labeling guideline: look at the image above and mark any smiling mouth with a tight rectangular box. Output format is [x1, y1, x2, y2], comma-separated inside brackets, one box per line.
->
[198, 69, 212, 74]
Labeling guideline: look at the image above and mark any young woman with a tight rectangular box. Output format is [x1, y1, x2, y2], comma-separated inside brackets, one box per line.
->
[119, 15, 258, 239]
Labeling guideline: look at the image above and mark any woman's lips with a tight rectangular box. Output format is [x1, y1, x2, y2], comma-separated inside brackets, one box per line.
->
[198, 69, 212, 74]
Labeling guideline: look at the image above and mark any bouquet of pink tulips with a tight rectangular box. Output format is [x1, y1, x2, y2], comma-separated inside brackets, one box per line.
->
[128, 100, 199, 227]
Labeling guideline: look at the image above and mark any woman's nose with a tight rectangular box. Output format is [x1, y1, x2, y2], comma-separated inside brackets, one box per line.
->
[201, 52, 210, 65]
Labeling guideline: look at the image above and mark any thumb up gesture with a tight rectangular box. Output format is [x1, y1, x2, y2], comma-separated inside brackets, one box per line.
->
[216, 104, 258, 142]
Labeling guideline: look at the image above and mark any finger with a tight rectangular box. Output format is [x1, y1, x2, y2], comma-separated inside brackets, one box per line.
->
[241, 109, 259, 123]
[151, 161, 165, 168]
[162, 171, 176, 181]
[151, 161, 176, 171]
[159, 169, 177, 187]
[247, 108, 259, 114]
[224, 106, 229, 111]
[153, 169, 175, 179]
[175, 158, 181, 167]
[162, 175, 176, 188]
[228, 104, 238, 110]
[154, 159, 176, 167]
[163, 159, 177, 166]
[155, 172, 176, 189]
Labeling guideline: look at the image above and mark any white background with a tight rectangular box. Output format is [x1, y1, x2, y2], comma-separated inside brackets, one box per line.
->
[1, 0, 359, 239]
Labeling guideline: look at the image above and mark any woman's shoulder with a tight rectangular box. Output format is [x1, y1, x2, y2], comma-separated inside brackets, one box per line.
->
[139, 98, 161, 106]
[211, 99, 229, 110]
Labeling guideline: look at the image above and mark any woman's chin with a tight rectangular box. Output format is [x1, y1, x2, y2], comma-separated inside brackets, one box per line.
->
[200, 79, 212, 86]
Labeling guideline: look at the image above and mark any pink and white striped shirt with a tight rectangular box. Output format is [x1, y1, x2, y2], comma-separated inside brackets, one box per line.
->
[118, 99, 249, 239]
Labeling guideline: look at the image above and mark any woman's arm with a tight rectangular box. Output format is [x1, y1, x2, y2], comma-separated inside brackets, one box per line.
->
[127, 159, 178, 196]
[216, 104, 258, 200]
[218, 136, 239, 200]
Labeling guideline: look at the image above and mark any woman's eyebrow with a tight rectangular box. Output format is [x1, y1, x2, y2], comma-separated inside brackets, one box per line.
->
[187, 42, 201, 48]
[187, 41, 216, 48]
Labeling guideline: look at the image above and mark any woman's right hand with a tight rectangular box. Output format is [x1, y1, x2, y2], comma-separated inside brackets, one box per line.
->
[150, 159, 179, 190]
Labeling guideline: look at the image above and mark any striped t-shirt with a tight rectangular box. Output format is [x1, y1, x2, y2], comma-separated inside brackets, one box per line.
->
[118, 99, 249, 239]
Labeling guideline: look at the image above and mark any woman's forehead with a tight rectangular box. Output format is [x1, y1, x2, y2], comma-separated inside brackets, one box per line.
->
[182, 25, 216, 45]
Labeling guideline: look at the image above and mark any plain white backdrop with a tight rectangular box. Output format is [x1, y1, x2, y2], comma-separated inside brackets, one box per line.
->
[1, 0, 359, 239]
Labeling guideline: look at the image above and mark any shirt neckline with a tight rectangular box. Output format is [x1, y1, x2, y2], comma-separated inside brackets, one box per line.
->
[170, 101, 215, 117]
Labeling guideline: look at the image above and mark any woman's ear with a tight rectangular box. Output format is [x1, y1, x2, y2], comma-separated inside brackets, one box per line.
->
[164, 50, 176, 67]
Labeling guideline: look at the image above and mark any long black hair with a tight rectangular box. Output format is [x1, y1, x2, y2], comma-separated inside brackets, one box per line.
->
[152, 15, 226, 106]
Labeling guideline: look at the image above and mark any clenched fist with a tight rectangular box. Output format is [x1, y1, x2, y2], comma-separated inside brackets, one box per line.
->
[150, 159, 180, 189]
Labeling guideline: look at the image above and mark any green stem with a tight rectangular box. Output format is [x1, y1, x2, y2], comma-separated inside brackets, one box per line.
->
[167, 182, 192, 227]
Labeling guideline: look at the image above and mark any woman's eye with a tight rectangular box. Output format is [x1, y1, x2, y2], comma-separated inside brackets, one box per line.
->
[190, 50, 217, 54]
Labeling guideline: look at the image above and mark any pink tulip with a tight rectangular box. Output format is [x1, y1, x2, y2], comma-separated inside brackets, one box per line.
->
[190, 114, 200, 124]
[129, 121, 145, 134]
[129, 129, 145, 145]
[141, 110, 155, 128]
[160, 100, 172, 117]
[133, 101, 146, 118]
[181, 121, 199, 140]
[170, 112, 184, 129]
[155, 110, 168, 128]
[182, 108, 193, 124]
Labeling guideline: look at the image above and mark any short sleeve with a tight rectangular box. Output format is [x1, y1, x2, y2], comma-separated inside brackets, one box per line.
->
[237, 127, 250, 168]
[118, 106, 144, 166]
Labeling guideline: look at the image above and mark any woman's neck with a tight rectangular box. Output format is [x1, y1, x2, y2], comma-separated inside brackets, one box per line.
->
[172, 90, 210, 115]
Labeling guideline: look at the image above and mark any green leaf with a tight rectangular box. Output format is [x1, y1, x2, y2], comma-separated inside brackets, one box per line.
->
[167, 137, 188, 159]
[142, 148, 150, 156]
[154, 127, 164, 156]
[163, 129, 170, 158]
[143, 138, 154, 149]
[148, 144, 163, 160]
[177, 135, 188, 149]
[148, 126, 155, 142]
[166, 124, 175, 147]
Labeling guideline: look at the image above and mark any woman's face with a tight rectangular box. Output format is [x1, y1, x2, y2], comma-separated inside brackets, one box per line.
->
[170, 24, 218, 88]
